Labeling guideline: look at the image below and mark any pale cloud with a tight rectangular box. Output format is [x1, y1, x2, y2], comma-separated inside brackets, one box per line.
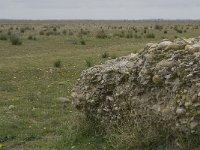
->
[0, 0, 199, 19]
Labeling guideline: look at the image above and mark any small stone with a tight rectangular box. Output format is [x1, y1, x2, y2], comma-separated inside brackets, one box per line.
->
[157, 41, 172, 50]
[8, 105, 15, 110]
[190, 121, 198, 130]
[183, 89, 188, 94]
[57, 97, 70, 103]
[192, 94, 198, 103]
[176, 107, 186, 116]
[152, 75, 161, 84]
[106, 96, 114, 101]
[58, 81, 66, 85]
[185, 102, 191, 107]
[198, 92, 200, 97]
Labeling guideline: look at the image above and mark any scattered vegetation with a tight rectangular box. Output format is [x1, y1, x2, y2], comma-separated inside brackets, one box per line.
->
[53, 60, 62, 68]
[0, 34, 7, 40]
[1, 21, 200, 149]
[96, 30, 108, 39]
[80, 39, 86, 45]
[101, 52, 109, 58]
[146, 33, 155, 38]
[10, 35, 22, 45]
[85, 58, 93, 67]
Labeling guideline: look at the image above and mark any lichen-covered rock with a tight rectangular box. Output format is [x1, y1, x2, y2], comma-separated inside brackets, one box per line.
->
[72, 37, 200, 134]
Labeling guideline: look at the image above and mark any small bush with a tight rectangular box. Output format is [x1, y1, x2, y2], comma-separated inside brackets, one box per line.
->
[68, 31, 74, 36]
[111, 54, 117, 59]
[10, 35, 22, 45]
[80, 39, 86, 45]
[113, 31, 125, 38]
[62, 30, 67, 35]
[96, 30, 107, 39]
[39, 31, 44, 35]
[85, 58, 93, 67]
[134, 34, 141, 39]
[54, 60, 62, 68]
[155, 24, 163, 30]
[0, 34, 7, 40]
[101, 52, 109, 58]
[20, 28, 25, 33]
[146, 33, 155, 38]
[28, 35, 36, 40]
[7, 31, 11, 36]
[53, 27, 57, 32]
[28, 35, 33, 40]
[126, 32, 133, 38]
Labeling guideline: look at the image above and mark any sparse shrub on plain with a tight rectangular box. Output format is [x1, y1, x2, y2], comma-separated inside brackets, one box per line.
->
[20, 28, 25, 33]
[85, 58, 93, 67]
[134, 34, 141, 39]
[39, 31, 44, 35]
[10, 35, 22, 45]
[96, 30, 107, 39]
[154, 24, 163, 30]
[174, 26, 183, 33]
[163, 30, 168, 34]
[62, 30, 67, 35]
[28, 35, 36, 40]
[0, 34, 7, 41]
[80, 39, 86, 45]
[126, 31, 133, 38]
[111, 54, 117, 59]
[101, 52, 109, 58]
[53, 27, 57, 32]
[113, 31, 125, 38]
[54, 60, 62, 68]
[146, 33, 155, 38]
[7, 31, 11, 36]
[68, 30, 74, 36]
[28, 35, 33, 40]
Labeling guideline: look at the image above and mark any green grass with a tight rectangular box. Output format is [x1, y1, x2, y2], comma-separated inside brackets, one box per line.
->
[1, 20, 200, 149]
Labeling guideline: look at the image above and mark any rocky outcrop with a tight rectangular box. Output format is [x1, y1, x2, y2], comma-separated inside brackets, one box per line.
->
[72, 37, 200, 134]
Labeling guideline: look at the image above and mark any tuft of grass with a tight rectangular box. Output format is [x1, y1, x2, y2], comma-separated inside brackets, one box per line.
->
[80, 39, 86, 45]
[101, 52, 109, 59]
[53, 60, 62, 68]
[10, 35, 22, 45]
[85, 58, 93, 67]
[146, 33, 155, 38]
[0, 34, 7, 41]
[96, 30, 107, 39]
[28, 35, 37, 40]
[111, 54, 117, 59]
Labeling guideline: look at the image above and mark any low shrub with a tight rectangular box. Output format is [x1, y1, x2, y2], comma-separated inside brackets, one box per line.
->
[85, 58, 93, 67]
[80, 39, 86, 45]
[146, 33, 155, 38]
[101, 52, 109, 58]
[96, 30, 107, 39]
[10, 35, 22, 45]
[0, 34, 7, 40]
[54, 60, 62, 68]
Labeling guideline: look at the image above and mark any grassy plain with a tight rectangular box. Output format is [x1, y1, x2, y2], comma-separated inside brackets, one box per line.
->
[1, 20, 200, 149]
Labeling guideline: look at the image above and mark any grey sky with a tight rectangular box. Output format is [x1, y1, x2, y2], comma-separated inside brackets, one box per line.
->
[0, 0, 200, 20]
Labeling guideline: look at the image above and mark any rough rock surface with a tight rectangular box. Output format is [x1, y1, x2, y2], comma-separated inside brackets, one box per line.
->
[72, 37, 200, 134]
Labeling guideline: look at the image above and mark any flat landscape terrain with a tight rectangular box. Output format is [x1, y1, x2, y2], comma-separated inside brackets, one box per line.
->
[1, 20, 200, 149]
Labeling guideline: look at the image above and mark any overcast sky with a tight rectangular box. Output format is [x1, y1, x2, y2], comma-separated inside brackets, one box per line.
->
[0, 0, 200, 20]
